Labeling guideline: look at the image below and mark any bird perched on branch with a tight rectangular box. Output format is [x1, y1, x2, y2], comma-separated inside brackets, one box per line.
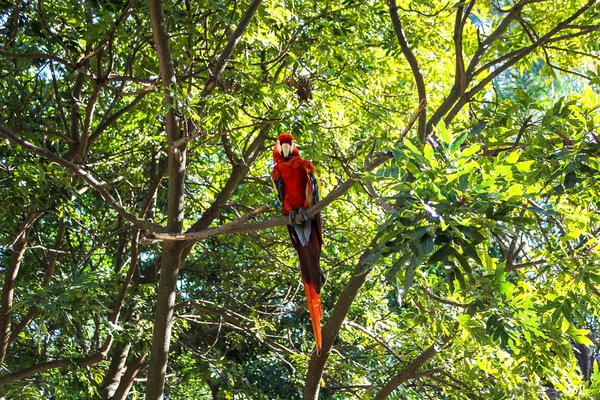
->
[272, 133, 324, 354]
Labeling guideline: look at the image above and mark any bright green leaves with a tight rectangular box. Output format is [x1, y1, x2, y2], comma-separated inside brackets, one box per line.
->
[378, 126, 533, 299]
[366, 86, 600, 397]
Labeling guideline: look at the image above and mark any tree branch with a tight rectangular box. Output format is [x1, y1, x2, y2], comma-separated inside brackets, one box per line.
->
[200, 0, 263, 98]
[0, 51, 75, 68]
[102, 343, 131, 398]
[344, 321, 402, 362]
[146, 0, 187, 396]
[427, 0, 544, 134]
[444, 0, 597, 125]
[0, 126, 165, 232]
[0, 351, 107, 386]
[373, 344, 438, 400]
[387, 0, 427, 143]
[8, 219, 65, 345]
[302, 235, 382, 399]
[143, 204, 270, 244]
[414, 285, 470, 308]
[0, 213, 41, 365]
[110, 353, 147, 400]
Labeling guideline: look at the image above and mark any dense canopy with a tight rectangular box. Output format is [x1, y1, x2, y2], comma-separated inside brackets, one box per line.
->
[1, 0, 600, 398]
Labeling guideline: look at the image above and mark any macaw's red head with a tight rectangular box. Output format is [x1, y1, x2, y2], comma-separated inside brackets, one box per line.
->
[274, 133, 300, 161]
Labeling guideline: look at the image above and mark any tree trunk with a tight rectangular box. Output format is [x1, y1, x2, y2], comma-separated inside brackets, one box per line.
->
[145, 0, 186, 397]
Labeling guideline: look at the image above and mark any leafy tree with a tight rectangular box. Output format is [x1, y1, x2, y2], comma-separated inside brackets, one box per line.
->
[1, 0, 600, 399]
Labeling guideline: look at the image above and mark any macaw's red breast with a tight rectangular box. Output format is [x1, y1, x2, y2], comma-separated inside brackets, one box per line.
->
[273, 157, 311, 216]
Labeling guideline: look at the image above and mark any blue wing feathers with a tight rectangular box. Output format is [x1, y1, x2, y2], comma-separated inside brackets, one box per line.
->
[308, 171, 319, 202]
[274, 178, 284, 203]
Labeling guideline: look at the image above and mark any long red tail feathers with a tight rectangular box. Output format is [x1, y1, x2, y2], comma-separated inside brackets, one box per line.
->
[303, 279, 323, 354]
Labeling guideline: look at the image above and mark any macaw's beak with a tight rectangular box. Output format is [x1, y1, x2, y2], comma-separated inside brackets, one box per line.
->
[281, 143, 292, 159]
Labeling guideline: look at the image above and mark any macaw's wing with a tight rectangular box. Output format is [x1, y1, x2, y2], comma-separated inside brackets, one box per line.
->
[272, 165, 284, 205]
[304, 166, 323, 248]
[304, 163, 321, 206]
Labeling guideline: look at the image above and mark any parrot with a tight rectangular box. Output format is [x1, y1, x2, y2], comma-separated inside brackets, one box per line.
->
[271, 133, 325, 354]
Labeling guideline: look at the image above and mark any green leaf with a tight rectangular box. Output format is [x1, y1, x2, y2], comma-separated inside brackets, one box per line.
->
[574, 334, 594, 347]
[450, 131, 468, 154]
[457, 225, 485, 244]
[507, 184, 524, 197]
[451, 247, 476, 284]
[505, 150, 521, 164]
[385, 253, 410, 282]
[427, 243, 451, 265]
[564, 171, 577, 188]
[407, 226, 434, 239]
[420, 233, 434, 254]
[403, 140, 420, 157]
[470, 121, 487, 136]
[423, 142, 434, 162]
[461, 144, 481, 158]
[437, 122, 452, 146]
[526, 206, 559, 217]
[462, 243, 483, 266]
[454, 267, 467, 295]
[515, 160, 534, 172]
[403, 255, 419, 293]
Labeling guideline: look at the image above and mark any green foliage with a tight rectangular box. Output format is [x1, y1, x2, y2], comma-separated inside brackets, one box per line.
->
[1, 0, 600, 398]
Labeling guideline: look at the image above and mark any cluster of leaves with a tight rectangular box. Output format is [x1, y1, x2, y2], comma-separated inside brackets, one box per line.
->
[1, 0, 600, 398]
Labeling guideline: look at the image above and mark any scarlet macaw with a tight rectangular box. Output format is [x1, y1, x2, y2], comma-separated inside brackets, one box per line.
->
[272, 133, 324, 353]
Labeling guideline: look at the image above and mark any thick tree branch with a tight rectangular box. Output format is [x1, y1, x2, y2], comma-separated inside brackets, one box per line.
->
[68, 70, 86, 154]
[454, 1, 475, 95]
[200, 0, 263, 97]
[0, 126, 165, 232]
[75, 81, 102, 163]
[110, 353, 147, 400]
[8, 219, 65, 345]
[0, 213, 41, 365]
[0, 351, 107, 386]
[102, 343, 132, 398]
[373, 344, 438, 400]
[146, 0, 191, 394]
[443, 0, 596, 126]
[303, 235, 382, 399]
[144, 204, 270, 244]
[387, 0, 427, 143]
[427, 0, 544, 134]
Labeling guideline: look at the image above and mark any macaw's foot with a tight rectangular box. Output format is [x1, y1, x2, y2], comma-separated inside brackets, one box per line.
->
[289, 208, 310, 224]
[299, 207, 310, 221]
